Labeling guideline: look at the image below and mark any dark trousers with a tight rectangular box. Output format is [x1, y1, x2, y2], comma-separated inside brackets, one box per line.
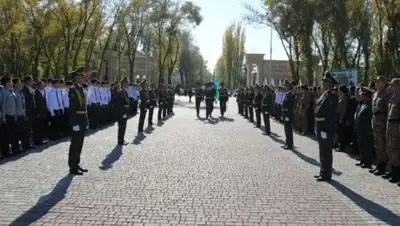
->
[167, 99, 173, 113]
[3, 115, 19, 155]
[318, 131, 334, 179]
[157, 101, 166, 120]
[148, 106, 154, 125]
[219, 101, 227, 116]
[255, 109, 261, 127]
[195, 98, 201, 115]
[17, 116, 30, 150]
[244, 105, 248, 118]
[205, 100, 213, 117]
[132, 99, 138, 115]
[63, 108, 70, 136]
[189, 95, 192, 103]
[337, 123, 349, 150]
[117, 118, 127, 144]
[248, 106, 254, 122]
[49, 110, 62, 140]
[284, 120, 293, 147]
[263, 112, 270, 134]
[238, 103, 243, 114]
[33, 117, 47, 144]
[358, 133, 374, 166]
[68, 125, 86, 170]
[0, 124, 7, 157]
[138, 108, 147, 132]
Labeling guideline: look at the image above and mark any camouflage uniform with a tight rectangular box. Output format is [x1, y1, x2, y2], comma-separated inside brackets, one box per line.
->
[372, 89, 389, 164]
[387, 93, 400, 168]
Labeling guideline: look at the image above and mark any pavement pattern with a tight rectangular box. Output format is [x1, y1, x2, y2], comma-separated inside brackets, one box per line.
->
[0, 96, 399, 226]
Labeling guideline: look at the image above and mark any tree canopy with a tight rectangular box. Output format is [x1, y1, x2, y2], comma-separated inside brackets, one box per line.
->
[244, 0, 400, 84]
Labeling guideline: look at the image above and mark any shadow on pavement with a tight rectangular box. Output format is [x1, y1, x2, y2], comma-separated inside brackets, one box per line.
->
[10, 175, 74, 226]
[329, 180, 400, 225]
[132, 134, 146, 145]
[99, 145, 123, 171]
[219, 116, 235, 122]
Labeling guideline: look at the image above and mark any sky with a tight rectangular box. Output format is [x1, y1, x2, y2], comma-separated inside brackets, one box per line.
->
[190, 0, 288, 71]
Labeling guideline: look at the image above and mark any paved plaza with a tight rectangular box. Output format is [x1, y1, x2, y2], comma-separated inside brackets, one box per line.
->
[0, 96, 399, 226]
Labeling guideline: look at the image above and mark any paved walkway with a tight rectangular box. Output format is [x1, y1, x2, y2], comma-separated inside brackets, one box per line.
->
[0, 96, 399, 226]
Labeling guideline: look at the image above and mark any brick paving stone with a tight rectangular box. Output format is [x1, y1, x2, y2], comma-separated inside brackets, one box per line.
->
[0, 96, 399, 226]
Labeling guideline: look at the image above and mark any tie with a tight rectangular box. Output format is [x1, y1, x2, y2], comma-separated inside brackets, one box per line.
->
[56, 89, 61, 109]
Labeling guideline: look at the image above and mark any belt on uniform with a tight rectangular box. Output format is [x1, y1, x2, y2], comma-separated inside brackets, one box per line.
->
[76, 111, 87, 115]
[315, 117, 325, 122]
[374, 112, 387, 115]
[281, 108, 288, 111]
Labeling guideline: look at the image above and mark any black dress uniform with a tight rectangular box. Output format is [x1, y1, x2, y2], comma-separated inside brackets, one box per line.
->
[195, 87, 203, 116]
[262, 88, 273, 135]
[157, 85, 167, 121]
[68, 67, 89, 175]
[314, 72, 339, 181]
[204, 86, 215, 118]
[281, 83, 295, 149]
[354, 87, 374, 168]
[237, 89, 243, 114]
[219, 84, 229, 117]
[253, 86, 263, 128]
[243, 89, 248, 118]
[247, 88, 255, 122]
[148, 86, 157, 126]
[138, 82, 149, 134]
[116, 78, 130, 145]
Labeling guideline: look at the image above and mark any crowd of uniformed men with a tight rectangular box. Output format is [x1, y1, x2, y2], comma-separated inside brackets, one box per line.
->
[0, 68, 177, 175]
[227, 71, 400, 186]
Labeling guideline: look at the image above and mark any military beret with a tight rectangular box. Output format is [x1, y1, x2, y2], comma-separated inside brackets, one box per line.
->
[359, 86, 374, 96]
[322, 71, 338, 85]
[70, 67, 85, 79]
[389, 78, 400, 86]
[376, 76, 387, 82]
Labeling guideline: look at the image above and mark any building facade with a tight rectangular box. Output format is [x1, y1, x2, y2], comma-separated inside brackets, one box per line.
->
[100, 50, 155, 83]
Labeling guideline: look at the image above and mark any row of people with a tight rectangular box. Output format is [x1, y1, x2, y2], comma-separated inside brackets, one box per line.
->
[235, 72, 400, 186]
[192, 82, 230, 119]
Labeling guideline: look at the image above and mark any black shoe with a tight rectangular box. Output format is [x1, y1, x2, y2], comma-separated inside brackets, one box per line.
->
[316, 177, 331, 182]
[281, 145, 287, 148]
[369, 166, 379, 174]
[382, 173, 392, 179]
[388, 177, 400, 183]
[355, 162, 364, 166]
[284, 146, 293, 150]
[70, 170, 83, 175]
[374, 169, 386, 176]
[314, 174, 321, 179]
[361, 164, 372, 169]
[77, 166, 88, 172]
[118, 141, 129, 146]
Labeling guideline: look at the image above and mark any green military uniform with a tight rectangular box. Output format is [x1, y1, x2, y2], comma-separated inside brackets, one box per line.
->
[68, 67, 89, 175]
[281, 82, 295, 149]
[138, 81, 149, 134]
[116, 78, 130, 145]
[314, 72, 338, 181]
[253, 85, 263, 128]
[219, 83, 229, 117]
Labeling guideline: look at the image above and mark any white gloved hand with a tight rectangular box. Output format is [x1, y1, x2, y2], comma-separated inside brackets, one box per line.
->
[320, 131, 327, 139]
[285, 117, 289, 122]
[72, 125, 80, 132]
[122, 114, 128, 119]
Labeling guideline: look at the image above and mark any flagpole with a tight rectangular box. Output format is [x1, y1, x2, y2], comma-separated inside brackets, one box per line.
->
[269, 26, 272, 85]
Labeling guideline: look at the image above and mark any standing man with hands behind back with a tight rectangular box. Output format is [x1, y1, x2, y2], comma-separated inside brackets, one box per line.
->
[281, 81, 295, 150]
[68, 67, 89, 175]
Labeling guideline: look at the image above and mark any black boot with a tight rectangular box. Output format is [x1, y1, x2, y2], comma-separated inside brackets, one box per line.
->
[373, 163, 387, 176]
[388, 167, 400, 183]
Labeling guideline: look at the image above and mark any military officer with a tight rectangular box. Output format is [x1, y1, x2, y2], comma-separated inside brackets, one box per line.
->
[243, 87, 248, 118]
[194, 83, 203, 117]
[236, 87, 243, 115]
[157, 83, 167, 122]
[68, 67, 89, 175]
[370, 76, 390, 175]
[247, 87, 255, 122]
[385, 78, 400, 184]
[204, 82, 215, 119]
[116, 77, 130, 146]
[253, 85, 263, 128]
[219, 82, 229, 117]
[354, 86, 374, 169]
[314, 71, 338, 182]
[281, 81, 295, 150]
[147, 82, 157, 127]
[138, 80, 149, 136]
[262, 85, 273, 135]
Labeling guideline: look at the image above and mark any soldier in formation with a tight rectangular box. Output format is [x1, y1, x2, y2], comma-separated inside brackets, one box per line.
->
[219, 82, 229, 117]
